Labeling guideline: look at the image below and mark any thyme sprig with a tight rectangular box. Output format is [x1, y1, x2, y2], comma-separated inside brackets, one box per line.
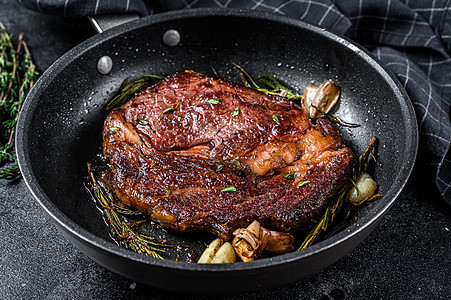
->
[88, 168, 171, 258]
[0, 165, 20, 179]
[0, 23, 37, 179]
[106, 74, 162, 110]
[298, 137, 381, 250]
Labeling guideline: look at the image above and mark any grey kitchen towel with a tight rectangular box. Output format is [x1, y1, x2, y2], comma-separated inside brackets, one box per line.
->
[17, 0, 451, 204]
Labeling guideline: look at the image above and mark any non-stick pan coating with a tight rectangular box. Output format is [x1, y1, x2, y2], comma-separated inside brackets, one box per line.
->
[16, 9, 417, 293]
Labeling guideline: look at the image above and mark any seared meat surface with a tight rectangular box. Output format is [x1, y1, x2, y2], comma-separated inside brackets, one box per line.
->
[101, 71, 354, 239]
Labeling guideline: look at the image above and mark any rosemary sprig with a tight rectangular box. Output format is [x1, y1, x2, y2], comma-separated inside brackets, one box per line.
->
[234, 66, 359, 128]
[232, 63, 261, 89]
[297, 184, 347, 250]
[88, 169, 171, 258]
[356, 137, 376, 176]
[257, 71, 303, 100]
[298, 137, 380, 251]
[0, 23, 37, 179]
[233, 63, 302, 100]
[311, 104, 359, 128]
[106, 74, 162, 110]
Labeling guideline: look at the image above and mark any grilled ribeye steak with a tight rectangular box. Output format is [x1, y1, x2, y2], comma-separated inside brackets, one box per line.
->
[101, 70, 354, 239]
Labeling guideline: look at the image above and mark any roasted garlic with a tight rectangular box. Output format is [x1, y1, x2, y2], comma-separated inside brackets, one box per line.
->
[198, 238, 236, 264]
[232, 220, 294, 262]
[348, 172, 377, 205]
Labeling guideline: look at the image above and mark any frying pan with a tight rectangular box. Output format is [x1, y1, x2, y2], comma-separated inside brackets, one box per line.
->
[15, 9, 418, 293]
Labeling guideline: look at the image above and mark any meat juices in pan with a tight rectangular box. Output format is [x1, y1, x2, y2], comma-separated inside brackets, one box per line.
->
[100, 71, 354, 240]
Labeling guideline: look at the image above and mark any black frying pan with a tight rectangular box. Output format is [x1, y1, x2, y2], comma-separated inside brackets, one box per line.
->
[15, 9, 418, 293]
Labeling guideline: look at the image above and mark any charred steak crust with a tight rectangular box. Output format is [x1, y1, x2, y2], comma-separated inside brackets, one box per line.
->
[101, 71, 354, 239]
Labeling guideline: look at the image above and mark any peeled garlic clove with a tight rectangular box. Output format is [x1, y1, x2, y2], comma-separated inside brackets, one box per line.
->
[198, 238, 223, 264]
[348, 172, 377, 205]
[198, 238, 236, 264]
[210, 242, 236, 264]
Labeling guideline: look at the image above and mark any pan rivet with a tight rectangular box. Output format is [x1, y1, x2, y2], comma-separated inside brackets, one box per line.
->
[163, 30, 181, 47]
[97, 56, 113, 74]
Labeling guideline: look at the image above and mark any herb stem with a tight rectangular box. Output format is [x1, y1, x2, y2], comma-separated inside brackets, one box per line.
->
[297, 137, 380, 251]
[0, 23, 37, 180]
[88, 167, 172, 258]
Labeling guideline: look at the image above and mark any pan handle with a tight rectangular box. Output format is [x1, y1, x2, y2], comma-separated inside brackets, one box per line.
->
[88, 14, 139, 34]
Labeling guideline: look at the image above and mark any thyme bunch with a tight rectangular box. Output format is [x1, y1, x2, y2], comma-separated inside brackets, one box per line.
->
[0, 23, 37, 179]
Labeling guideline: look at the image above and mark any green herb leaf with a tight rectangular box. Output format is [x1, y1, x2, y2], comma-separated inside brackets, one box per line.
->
[258, 71, 299, 95]
[272, 115, 281, 125]
[0, 24, 37, 181]
[283, 172, 295, 180]
[297, 138, 379, 251]
[216, 164, 224, 172]
[232, 63, 261, 89]
[234, 66, 303, 100]
[297, 180, 310, 188]
[163, 187, 170, 196]
[137, 118, 149, 125]
[106, 74, 162, 110]
[162, 107, 177, 114]
[221, 186, 237, 192]
[207, 98, 220, 105]
[232, 107, 240, 116]
[0, 165, 20, 179]
[88, 169, 171, 259]
[110, 126, 121, 132]
[234, 160, 241, 166]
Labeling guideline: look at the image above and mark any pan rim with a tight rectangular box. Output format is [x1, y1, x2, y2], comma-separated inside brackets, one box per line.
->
[16, 8, 418, 273]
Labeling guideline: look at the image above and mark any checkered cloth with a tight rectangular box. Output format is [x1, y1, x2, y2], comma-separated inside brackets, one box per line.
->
[18, 0, 451, 205]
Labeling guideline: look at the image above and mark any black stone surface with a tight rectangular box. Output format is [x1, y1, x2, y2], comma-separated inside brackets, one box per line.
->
[1, 0, 450, 299]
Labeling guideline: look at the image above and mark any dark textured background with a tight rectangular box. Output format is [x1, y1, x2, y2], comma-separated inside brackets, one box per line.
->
[1, 0, 450, 299]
